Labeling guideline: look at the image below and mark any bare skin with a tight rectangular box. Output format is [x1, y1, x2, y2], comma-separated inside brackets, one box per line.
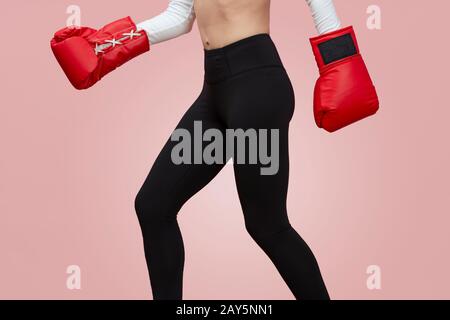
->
[194, 0, 270, 49]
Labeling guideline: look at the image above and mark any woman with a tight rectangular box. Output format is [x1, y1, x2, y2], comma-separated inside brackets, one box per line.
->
[51, 0, 378, 300]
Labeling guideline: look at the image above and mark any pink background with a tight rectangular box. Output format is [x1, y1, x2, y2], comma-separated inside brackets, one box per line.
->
[1, 0, 449, 300]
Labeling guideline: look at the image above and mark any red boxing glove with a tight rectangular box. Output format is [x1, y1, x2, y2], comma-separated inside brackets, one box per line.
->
[51, 16, 150, 90]
[310, 26, 379, 132]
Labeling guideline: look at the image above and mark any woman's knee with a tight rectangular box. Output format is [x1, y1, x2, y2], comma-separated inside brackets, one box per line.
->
[134, 187, 176, 225]
[243, 208, 291, 243]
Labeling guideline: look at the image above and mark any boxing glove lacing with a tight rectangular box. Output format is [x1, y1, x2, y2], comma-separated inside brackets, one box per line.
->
[94, 29, 144, 55]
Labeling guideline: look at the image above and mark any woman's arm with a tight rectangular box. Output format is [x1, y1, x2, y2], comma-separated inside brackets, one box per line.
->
[305, 0, 380, 132]
[50, 1, 196, 89]
[305, 0, 341, 35]
[137, 0, 195, 45]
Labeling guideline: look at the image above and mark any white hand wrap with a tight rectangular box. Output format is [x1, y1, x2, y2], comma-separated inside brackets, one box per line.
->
[137, 0, 195, 45]
[305, 0, 341, 35]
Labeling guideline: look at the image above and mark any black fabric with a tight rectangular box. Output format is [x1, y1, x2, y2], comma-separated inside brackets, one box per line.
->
[318, 33, 357, 65]
[134, 34, 329, 300]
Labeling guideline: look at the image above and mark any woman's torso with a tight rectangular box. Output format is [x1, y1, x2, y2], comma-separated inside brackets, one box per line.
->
[194, 0, 270, 49]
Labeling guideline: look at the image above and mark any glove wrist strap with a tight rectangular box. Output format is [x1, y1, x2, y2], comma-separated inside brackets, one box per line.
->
[310, 26, 360, 69]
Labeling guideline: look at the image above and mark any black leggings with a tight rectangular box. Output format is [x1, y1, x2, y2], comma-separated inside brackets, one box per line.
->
[134, 34, 329, 300]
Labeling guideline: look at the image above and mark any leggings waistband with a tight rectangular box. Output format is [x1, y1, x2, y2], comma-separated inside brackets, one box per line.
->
[204, 34, 284, 84]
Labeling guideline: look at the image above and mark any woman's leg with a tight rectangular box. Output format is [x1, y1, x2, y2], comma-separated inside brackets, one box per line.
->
[134, 89, 226, 300]
[225, 67, 330, 300]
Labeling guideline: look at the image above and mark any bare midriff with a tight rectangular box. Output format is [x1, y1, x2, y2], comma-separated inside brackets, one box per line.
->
[194, 0, 270, 50]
